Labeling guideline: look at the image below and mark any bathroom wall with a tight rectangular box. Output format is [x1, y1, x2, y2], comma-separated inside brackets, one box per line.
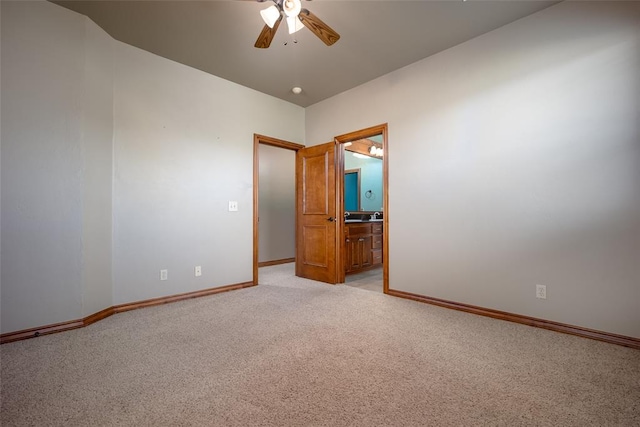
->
[344, 152, 383, 212]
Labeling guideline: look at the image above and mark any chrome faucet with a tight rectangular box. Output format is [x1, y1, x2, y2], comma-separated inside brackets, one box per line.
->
[371, 212, 381, 220]
[344, 212, 350, 219]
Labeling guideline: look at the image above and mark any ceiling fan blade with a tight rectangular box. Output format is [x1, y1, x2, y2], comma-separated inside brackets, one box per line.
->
[254, 15, 282, 49]
[298, 8, 340, 46]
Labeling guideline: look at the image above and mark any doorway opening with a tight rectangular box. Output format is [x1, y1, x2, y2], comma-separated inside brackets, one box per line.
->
[253, 134, 305, 285]
[334, 124, 389, 294]
[254, 126, 388, 292]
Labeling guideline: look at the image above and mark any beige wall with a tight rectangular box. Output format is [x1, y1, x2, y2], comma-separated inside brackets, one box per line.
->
[1, 1, 114, 331]
[306, 1, 640, 337]
[112, 41, 303, 304]
[1, 0, 304, 332]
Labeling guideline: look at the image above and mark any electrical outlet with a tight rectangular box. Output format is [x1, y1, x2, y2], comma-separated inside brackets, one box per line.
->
[195, 266, 202, 277]
[160, 269, 168, 281]
[228, 201, 238, 212]
[536, 284, 546, 299]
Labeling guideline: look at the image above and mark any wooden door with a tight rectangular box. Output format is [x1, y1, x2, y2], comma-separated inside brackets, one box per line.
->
[296, 142, 338, 284]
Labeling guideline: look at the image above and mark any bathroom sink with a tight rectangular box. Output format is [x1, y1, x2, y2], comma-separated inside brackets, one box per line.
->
[345, 219, 364, 223]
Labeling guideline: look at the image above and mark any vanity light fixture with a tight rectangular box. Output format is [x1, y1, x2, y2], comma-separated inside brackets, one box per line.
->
[369, 146, 383, 157]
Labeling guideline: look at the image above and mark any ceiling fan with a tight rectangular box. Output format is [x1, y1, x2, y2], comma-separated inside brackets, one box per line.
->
[252, 0, 340, 49]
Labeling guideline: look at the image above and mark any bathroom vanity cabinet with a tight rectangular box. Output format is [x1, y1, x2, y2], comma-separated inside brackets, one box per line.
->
[345, 222, 383, 274]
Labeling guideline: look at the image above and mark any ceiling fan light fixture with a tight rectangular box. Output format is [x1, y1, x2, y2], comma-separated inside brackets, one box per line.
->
[282, 0, 302, 18]
[260, 5, 281, 29]
[254, 0, 340, 49]
[287, 15, 304, 34]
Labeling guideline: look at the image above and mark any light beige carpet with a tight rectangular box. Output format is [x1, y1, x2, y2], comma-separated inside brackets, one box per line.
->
[1, 263, 639, 426]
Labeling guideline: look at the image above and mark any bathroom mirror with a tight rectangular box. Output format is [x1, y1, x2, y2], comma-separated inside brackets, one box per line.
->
[343, 134, 383, 212]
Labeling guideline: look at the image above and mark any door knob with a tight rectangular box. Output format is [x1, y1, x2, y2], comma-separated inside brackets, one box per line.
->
[327, 217, 335, 222]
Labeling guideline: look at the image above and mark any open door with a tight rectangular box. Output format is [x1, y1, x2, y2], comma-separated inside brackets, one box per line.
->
[296, 142, 338, 284]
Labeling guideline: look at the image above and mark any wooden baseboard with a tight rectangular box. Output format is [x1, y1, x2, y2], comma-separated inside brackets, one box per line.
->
[112, 281, 255, 313]
[0, 281, 255, 345]
[83, 307, 115, 327]
[0, 319, 85, 344]
[387, 289, 640, 350]
[258, 258, 295, 268]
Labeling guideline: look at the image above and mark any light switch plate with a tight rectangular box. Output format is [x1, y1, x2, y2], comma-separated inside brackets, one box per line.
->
[195, 266, 202, 277]
[229, 201, 238, 211]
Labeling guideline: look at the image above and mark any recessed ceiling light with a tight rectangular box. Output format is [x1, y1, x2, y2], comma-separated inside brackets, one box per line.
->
[292, 87, 302, 94]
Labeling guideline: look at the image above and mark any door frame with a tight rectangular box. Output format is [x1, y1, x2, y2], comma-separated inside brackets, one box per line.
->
[334, 123, 389, 293]
[253, 134, 305, 285]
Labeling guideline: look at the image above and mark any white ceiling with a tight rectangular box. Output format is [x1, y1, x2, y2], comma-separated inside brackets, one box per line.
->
[53, 0, 558, 107]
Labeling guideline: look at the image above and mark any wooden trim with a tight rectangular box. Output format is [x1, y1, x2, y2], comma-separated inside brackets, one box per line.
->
[112, 282, 255, 313]
[258, 258, 295, 267]
[253, 134, 304, 286]
[1, 282, 255, 344]
[381, 126, 389, 294]
[255, 134, 305, 151]
[336, 140, 346, 284]
[336, 138, 346, 284]
[83, 306, 115, 326]
[253, 135, 260, 285]
[387, 288, 640, 350]
[0, 319, 85, 344]
[335, 125, 387, 144]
